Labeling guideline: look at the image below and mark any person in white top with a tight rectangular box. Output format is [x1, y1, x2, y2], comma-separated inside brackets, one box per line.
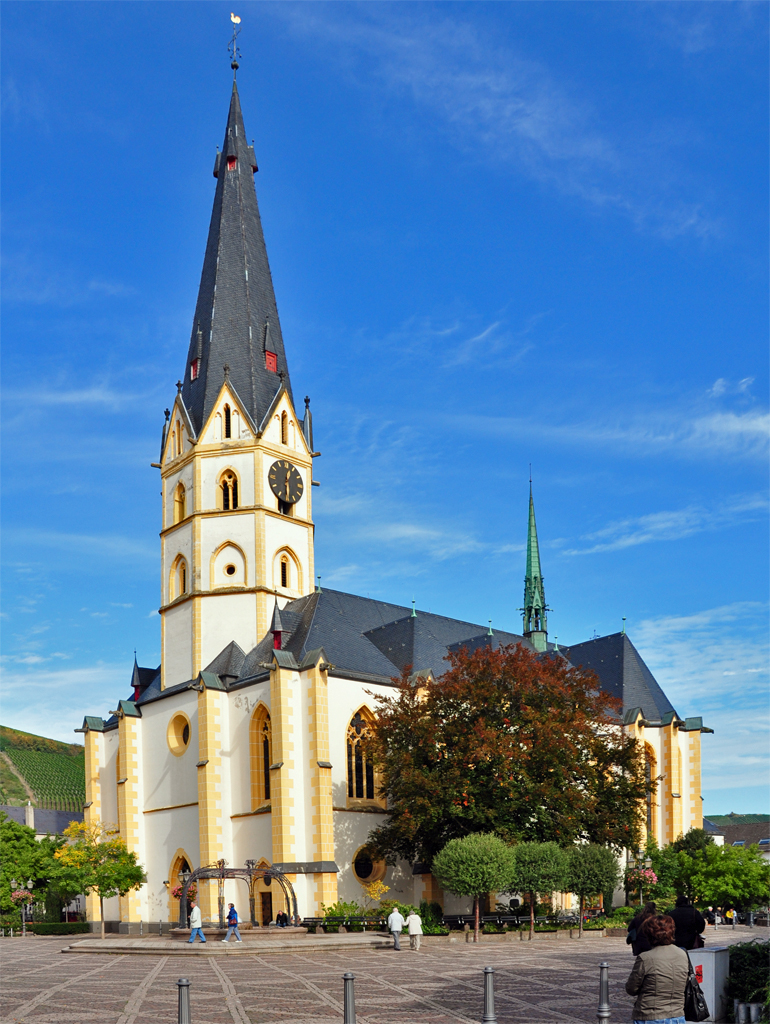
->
[407, 909, 423, 951]
[188, 902, 206, 943]
[386, 908, 406, 950]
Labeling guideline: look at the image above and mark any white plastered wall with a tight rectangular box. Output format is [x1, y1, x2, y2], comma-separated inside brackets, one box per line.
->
[163, 602, 194, 687]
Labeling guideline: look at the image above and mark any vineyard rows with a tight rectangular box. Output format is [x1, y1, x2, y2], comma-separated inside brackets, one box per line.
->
[5, 748, 85, 811]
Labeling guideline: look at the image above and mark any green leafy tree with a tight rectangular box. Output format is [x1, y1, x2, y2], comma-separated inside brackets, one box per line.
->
[53, 820, 145, 938]
[510, 841, 568, 940]
[671, 828, 714, 856]
[677, 844, 770, 910]
[432, 833, 516, 943]
[565, 844, 620, 936]
[0, 811, 64, 919]
[366, 644, 648, 867]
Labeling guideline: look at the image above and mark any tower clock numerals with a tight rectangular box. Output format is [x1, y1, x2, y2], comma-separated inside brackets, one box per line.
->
[268, 460, 304, 504]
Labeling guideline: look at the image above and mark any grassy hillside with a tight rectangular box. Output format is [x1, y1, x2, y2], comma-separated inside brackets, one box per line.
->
[0, 726, 85, 811]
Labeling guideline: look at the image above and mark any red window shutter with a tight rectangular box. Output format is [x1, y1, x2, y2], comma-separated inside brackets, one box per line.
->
[190, 358, 199, 381]
[227, 156, 237, 171]
[265, 352, 277, 373]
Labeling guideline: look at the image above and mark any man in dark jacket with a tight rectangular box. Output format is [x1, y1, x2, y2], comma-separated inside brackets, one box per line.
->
[666, 895, 706, 949]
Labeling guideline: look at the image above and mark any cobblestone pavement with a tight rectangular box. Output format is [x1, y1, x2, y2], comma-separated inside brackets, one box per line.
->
[1, 929, 765, 1024]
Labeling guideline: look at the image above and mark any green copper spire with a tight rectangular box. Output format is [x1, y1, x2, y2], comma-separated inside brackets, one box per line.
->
[521, 483, 549, 651]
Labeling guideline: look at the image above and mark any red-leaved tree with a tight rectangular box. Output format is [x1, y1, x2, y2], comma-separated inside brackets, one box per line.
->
[366, 643, 647, 866]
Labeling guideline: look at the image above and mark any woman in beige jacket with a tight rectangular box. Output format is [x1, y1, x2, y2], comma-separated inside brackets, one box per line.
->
[625, 915, 689, 1024]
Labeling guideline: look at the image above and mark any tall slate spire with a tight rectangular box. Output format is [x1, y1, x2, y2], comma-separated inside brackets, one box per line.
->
[181, 80, 292, 436]
[522, 484, 549, 651]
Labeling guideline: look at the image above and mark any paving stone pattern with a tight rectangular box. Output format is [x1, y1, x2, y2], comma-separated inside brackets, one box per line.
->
[0, 930, 764, 1024]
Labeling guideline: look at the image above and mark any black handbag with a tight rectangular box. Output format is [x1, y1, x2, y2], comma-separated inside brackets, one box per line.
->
[684, 954, 710, 1022]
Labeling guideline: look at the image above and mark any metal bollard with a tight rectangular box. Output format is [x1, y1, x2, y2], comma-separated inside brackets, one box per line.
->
[481, 966, 497, 1024]
[597, 962, 610, 1024]
[343, 972, 356, 1024]
[177, 978, 191, 1024]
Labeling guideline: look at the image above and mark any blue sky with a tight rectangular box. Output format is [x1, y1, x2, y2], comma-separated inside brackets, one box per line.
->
[1, 2, 767, 815]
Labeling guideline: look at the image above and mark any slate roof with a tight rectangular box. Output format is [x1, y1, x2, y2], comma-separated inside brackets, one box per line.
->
[127, 593, 678, 722]
[180, 81, 293, 437]
[563, 633, 676, 722]
[717, 823, 770, 848]
[0, 805, 83, 835]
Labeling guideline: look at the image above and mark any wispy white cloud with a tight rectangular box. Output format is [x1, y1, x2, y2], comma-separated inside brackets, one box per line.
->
[450, 406, 770, 461]
[273, 5, 721, 239]
[0, 663, 133, 742]
[707, 377, 754, 398]
[4, 385, 134, 407]
[630, 602, 769, 800]
[3, 528, 156, 562]
[561, 493, 767, 555]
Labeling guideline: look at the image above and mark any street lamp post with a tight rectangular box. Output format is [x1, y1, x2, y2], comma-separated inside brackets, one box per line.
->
[179, 870, 191, 928]
[10, 879, 34, 937]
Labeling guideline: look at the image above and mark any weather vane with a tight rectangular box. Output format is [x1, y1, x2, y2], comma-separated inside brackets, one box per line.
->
[228, 13, 242, 74]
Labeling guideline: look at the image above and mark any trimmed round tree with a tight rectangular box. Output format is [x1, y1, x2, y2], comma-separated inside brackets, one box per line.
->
[510, 841, 568, 940]
[565, 844, 620, 936]
[432, 833, 515, 943]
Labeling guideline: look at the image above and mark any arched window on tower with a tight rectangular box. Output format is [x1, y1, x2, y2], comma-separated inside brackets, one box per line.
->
[224, 404, 232, 439]
[174, 483, 186, 524]
[250, 706, 272, 809]
[170, 555, 189, 600]
[219, 471, 239, 511]
[347, 709, 377, 802]
[281, 412, 288, 445]
[280, 557, 289, 589]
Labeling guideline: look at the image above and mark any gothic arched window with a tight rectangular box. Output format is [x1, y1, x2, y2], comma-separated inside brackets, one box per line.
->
[220, 471, 239, 511]
[174, 483, 186, 524]
[347, 710, 376, 801]
[250, 706, 272, 809]
[224, 404, 232, 439]
[281, 411, 288, 445]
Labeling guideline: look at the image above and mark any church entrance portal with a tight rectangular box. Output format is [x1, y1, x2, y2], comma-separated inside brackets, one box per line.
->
[260, 892, 273, 925]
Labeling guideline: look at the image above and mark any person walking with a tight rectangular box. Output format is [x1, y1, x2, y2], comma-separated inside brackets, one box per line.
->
[625, 914, 689, 1024]
[187, 902, 206, 943]
[627, 902, 657, 956]
[387, 907, 405, 950]
[222, 903, 242, 943]
[666, 895, 706, 950]
[407, 909, 423, 951]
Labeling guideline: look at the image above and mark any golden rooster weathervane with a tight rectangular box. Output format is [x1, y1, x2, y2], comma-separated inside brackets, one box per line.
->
[229, 13, 242, 74]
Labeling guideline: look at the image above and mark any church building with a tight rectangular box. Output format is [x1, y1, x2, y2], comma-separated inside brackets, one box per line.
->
[78, 73, 712, 932]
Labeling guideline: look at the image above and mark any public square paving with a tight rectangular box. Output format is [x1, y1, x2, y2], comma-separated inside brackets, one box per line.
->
[0, 928, 764, 1024]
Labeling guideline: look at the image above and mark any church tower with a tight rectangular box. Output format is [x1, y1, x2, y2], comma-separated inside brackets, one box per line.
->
[158, 79, 316, 689]
[522, 484, 549, 652]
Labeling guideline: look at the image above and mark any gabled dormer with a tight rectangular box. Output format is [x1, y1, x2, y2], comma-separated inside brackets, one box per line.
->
[198, 372, 258, 445]
[161, 392, 197, 468]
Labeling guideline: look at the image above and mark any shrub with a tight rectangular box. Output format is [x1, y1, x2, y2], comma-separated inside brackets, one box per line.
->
[30, 922, 90, 935]
[727, 940, 770, 1006]
[321, 899, 361, 918]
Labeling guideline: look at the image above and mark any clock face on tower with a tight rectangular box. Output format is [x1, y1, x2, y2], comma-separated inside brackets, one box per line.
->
[268, 460, 304, 504]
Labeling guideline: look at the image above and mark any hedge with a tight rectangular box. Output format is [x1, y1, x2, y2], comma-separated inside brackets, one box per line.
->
[29, 922, 90, 935]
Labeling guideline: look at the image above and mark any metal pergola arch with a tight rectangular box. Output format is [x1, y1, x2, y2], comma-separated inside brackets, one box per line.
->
[178, 859, 299, 929]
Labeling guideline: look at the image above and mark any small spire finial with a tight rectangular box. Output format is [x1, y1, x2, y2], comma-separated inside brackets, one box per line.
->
[622, 616, 626, 635]
[223, 363, 230, 380]
[228, 13, 242, 75]
[176, 380, 182, 393]
[411, 599, 417, 618]
[164, 408, 170, 421]
[305, 396, 310, 410]
[278, 369, 286, 386]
